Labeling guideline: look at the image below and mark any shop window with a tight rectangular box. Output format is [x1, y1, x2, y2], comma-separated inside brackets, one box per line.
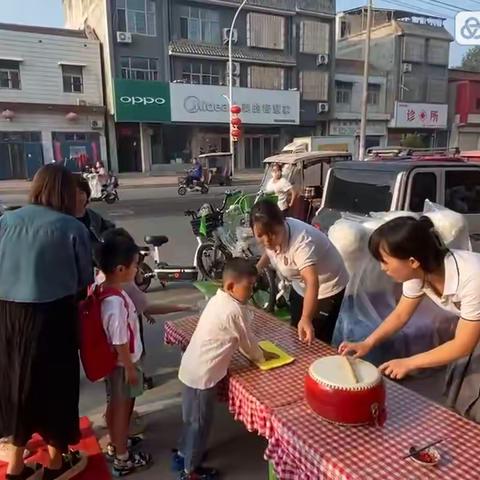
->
[179, 6, 220, 44]
[445, 170, 480, 214]
[247, 13, 284, 50]
[62, 65, 83, 93]
[409, 172, 437, 212]
[300, 71, 329, 101]
[182, 62, 221, 85]
[367, 84, 380, 105]
[121, 57, 159, 81]
[0, 60, 21, 89]
[336, 81, 352, 105]
[117, 0, 156, 36]
[300, 21, 329, 54]
[248, 66, 284, 90]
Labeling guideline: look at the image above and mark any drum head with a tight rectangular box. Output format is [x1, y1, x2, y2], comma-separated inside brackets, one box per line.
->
[309, 355, 380, 390]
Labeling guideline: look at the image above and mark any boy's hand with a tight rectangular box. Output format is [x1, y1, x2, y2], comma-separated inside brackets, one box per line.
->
[125, 365, 139, 386]
[260, 346, 280, 362]
[145, 313, 156, 325]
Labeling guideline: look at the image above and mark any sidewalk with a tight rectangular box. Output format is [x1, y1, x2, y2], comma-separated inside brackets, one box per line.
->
[0, 170, 264, 195]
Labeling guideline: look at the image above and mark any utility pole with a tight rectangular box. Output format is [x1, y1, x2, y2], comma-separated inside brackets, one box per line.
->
[228, 0, 247, 176]
[358, 0, 373, 161]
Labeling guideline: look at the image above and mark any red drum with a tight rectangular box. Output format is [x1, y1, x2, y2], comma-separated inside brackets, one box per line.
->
[305, 355, 386, 426]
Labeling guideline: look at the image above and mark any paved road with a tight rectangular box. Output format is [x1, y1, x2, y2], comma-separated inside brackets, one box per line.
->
[1, 185, 267, 479]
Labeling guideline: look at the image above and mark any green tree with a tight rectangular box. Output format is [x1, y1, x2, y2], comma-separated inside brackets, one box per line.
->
[401, 134, 427, 149]
[461, 46, 480, 72]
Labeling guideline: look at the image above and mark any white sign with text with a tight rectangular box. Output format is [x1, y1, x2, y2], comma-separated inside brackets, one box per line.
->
[392, 102, 448, 129]
[170, 83, 300, 125]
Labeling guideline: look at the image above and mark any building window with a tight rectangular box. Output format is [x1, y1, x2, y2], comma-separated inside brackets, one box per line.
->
[336, 81, 352, 104]
[427, 39, 449, 66]
[182, 62, 221, 85]
[300, 71, 329, 101]
[367, 84, 381, 105]
[300, 21, 329, 55]
[247, 13, 284, 50]
[403, 36, 425, 63]
[62, 65, 83, 93]
[427, 77, 447, 103]
[0, 60, 21, 89]
[248, 66, 284, 90]
[117, 0, 156, 36]
[179, 6, 220, 44]
[121, 57, 159, 80]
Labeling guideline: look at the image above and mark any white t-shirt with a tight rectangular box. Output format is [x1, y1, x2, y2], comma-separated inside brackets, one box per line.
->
[179, 289, 264, 390]
[101, 291, 143, 365]
[403, 249, 480, 321]
[265, 177, 293, 211]
[266, 218, 349, 299]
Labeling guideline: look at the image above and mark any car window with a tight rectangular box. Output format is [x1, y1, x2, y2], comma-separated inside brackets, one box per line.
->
[445, 170, 480, 214]
[323, 169, 397, 214]
[409, 172, 437, 212]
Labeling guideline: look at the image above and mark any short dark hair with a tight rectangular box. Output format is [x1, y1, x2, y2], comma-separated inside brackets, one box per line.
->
[95, 228, 139, 274]
[223, 257, 258, 283]
[74, 174, 91, 200]
[29, 164, 77, 215]
[102, 227, 134, 244]
[250, 198, 284, 232]
[368, 216, 447, 273]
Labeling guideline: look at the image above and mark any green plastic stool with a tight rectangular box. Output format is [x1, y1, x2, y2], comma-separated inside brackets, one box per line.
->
[268, 462, 279, 480]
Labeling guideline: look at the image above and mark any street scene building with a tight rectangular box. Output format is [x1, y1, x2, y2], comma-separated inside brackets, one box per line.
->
[0, 22, 106, 180]
[336, 7, 452, 148]
[64, 0, 336, 173]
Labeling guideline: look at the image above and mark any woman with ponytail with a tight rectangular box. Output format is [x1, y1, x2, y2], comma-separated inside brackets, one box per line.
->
[340, 216, 480, 422]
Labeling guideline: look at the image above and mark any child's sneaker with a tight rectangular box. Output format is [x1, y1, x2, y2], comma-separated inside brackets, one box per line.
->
[105, 437, 143, 463]
[43, 451, 87, 480]
[171, 449, 209, 472]
[178, 466, 219, 480]
[112, 451, 152, 477]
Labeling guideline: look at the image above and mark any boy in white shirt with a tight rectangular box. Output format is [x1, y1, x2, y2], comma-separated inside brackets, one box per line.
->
[96, 233, 153, 476]
[175, 258, 274, 480]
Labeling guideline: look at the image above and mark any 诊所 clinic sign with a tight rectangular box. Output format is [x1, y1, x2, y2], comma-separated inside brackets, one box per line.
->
[391, 102, 448, 129]
[170, 83, 300, 125]
[114, 79, 171, 122]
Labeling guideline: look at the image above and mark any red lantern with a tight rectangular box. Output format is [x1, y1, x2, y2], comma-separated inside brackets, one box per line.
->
[1, 109, 15, 121]
[231, 116, 242, 127]
[231, 127, 241, 141]
[230, 104, 241, 114]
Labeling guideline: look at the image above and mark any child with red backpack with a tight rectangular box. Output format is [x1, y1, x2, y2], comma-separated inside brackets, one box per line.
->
[84, 232, 152, 476]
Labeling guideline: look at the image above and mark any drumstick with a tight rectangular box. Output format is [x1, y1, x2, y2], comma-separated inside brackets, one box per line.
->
[343, 356, 358, 384]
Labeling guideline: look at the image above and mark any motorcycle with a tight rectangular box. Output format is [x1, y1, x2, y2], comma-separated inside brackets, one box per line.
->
[84, 172, 119, 204]
[177, 172, 209, 196]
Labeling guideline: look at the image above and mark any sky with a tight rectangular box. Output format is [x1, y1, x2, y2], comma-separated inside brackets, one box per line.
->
[0, 0, 475, 67]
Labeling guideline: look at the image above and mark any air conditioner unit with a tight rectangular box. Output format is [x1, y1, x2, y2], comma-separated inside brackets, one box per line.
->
[316, 54, 329, 66]
[226, 61, 241, 76]
[317, 102, 329, 114]
[226, 75, 240, 87]
[90, 119, 104, 130]
[117, 31, 132, 44]
[76, 98, 87, 106]
[222, 28, 238, 45]
[402, 62, 412, 73]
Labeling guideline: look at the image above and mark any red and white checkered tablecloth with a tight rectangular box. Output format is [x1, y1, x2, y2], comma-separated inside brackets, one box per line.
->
[164, 310, 335, 437]
[265, 381, 480, 480]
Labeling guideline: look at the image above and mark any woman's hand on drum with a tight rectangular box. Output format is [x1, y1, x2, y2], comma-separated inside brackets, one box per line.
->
[298, 317, 315, 345]
[379, 358, 414, 380]
[338, 340, 372, 358]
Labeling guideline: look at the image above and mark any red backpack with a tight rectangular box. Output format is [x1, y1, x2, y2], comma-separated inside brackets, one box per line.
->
[79, 285, 134, 382]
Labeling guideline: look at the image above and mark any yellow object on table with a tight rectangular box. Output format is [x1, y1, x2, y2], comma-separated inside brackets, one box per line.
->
[254, 340, 295, 371]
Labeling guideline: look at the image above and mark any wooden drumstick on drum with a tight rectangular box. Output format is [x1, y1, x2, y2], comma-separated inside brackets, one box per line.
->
[343, 356, 358, 384]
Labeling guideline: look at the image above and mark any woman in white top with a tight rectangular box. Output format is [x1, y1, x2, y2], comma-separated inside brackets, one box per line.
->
[340, 216, 480, 423]
[265, 163, 295, 216]
[251, 200, 349, 345]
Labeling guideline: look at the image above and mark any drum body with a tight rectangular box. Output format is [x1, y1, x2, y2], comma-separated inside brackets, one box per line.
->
[305, 356, 386, 426]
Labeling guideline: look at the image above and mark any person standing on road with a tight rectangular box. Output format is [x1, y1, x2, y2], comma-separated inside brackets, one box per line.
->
[251, 200, 348, 344]
[0, 164, 93, 480]
[339, 216, 480, 423]
[265, 163, 295, 216]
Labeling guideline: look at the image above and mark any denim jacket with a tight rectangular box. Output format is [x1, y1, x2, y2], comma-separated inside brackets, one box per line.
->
[0, 204, 93, 303]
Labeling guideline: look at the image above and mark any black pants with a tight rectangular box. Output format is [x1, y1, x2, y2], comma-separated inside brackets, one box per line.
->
[289, 288, 345, 344]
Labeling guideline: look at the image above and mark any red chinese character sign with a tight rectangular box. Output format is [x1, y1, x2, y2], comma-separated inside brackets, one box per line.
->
[231, 104, 242, 142]
[394, 102, 447, 129]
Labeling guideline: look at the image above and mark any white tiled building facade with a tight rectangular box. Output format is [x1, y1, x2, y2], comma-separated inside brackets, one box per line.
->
[0, 23, 106, 180]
